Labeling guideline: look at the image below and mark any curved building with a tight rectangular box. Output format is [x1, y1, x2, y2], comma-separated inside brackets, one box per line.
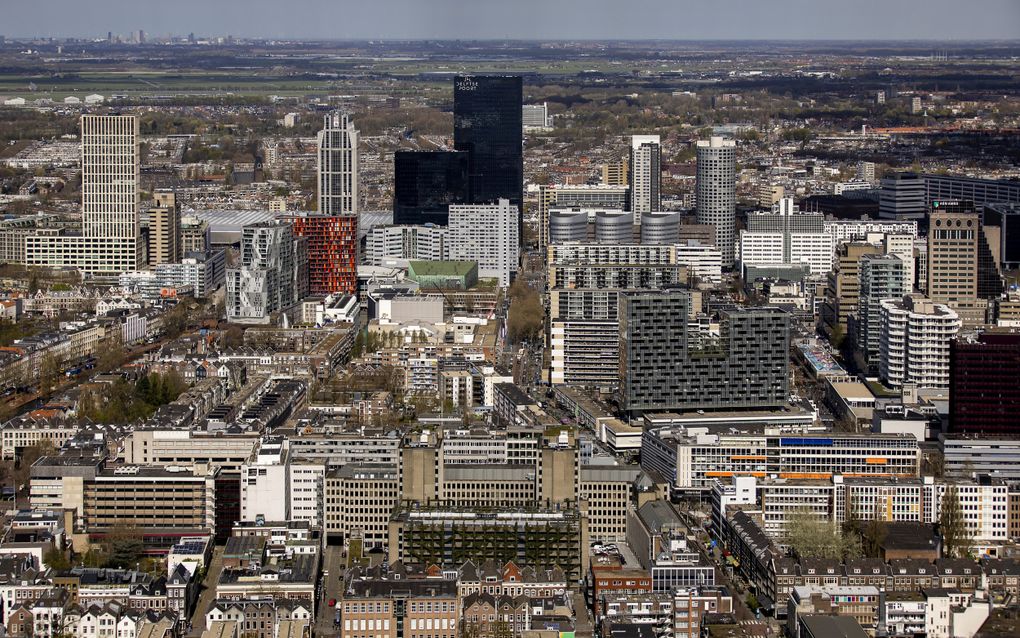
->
[696, 137, 737, 267]
[549, 209, 589, 244]
[640, 212, 680, 245]
[594, 210, 634, 244]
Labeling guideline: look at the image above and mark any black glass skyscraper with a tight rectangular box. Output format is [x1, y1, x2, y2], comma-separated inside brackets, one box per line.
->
[453, 75, 523, 211]
[393, 151, 469, 225]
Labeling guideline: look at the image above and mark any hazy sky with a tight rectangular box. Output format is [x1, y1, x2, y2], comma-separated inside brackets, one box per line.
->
[5, 0, 1020, 41]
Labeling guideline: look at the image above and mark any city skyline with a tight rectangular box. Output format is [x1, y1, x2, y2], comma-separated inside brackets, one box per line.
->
[3, 0, 1019, 41]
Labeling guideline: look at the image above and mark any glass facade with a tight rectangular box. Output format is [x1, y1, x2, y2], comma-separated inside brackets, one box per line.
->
[454, 75, 523, 210]
[393, 151, 469, 225]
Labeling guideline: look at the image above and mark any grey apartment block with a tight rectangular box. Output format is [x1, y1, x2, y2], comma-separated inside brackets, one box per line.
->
[619, 289, 789, 414]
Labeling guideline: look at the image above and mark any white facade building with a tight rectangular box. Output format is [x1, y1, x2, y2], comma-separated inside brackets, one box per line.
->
[630, 135, 661, 216]
[317, 111, 358, 216]
[447, 199, 519, 287]
[675, 240, 722, 283]
[522, 103, 551, 130]
[739, 199, 834, 276]
[365, 224, 447, 265]
[696, 137, 737, 266]
[25, 115, 142, 277]
[879, 295, 960, 389]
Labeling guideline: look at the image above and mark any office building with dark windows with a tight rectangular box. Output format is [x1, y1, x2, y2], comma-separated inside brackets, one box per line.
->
[950, 332, 1020, 435]
[454, 75, 523, 211]
[392, 150, 469, 226]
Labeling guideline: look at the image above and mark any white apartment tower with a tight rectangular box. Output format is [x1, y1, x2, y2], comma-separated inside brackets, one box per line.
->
[629, 135, 661, 217]
[26, 114, 142, 277]
[317, 111, 359, 216]
[696, 137, 737, 267]
[879, 294, 961, 389]
[448, 199, 520, 287]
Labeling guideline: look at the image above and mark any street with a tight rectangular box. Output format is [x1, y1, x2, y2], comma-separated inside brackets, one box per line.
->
[313, 545, 346, 637]
[186, 546, 224, 637]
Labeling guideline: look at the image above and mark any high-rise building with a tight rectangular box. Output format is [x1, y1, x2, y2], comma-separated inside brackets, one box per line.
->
[317, 111, 359, 216]
[619, 289, 789, 415]
[822, 242, 882, 338]
[983, 203, 1020, 270]
[447, 199, 520, 287]
[286, 214, 358, 295]
[879, 294, 960, 389]
[950, 333, 1020, 435]
[522, 102, 551, 129]
[878, 173, 926, 221]
[629, 135, 661, 216]
[696, 137, 737, 267]
[78, 114, 140, 240]
[857, 254, 907, 371]
[226, 222, 307, 324]
[546, 244, 689, 387]
[147, 191, 180, 266]
[927, 208, 1003, 306]
[25, 114, 142, 278]
[392, 151, 468, 226]
[454, 75, 523, 213]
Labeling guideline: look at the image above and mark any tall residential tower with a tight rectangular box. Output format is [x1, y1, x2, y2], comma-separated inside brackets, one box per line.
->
[629, 135, 661, 216]
[696, 137, 737, 267]
[25, 114, 142, 277]
[317, 112, 359, 217]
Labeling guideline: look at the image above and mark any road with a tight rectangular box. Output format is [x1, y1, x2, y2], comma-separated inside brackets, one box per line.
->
[186, 546, 224, 637]
[313, 545, 346, 637]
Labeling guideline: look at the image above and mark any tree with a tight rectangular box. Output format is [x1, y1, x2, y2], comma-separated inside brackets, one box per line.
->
[939, 485, 971, 558]
[97, 338, 125, 373]
[106, 527, 145, 569]
[43, 547, 71, 570]
[785, 508, 862, 561]
[506, 279, 544, 345]
[38, 352, 62, 394]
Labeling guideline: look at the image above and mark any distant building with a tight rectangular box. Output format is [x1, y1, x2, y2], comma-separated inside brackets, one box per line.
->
[629, 135, 661, 216]
[317, 112, 358, 217]
[879, 173, 926, 221]
[696, 137, 737, 267]
[148, 191, 180, 266]
[923, 174, 1020, 209]
[522, 102, 551, 129]
[602, 158, 629, 187]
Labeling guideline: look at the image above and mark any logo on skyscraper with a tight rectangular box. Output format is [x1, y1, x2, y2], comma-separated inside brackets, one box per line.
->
[456, 78, 478, 92]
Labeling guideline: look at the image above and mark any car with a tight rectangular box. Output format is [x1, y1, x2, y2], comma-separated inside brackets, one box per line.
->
[328, 598, 336, 607]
